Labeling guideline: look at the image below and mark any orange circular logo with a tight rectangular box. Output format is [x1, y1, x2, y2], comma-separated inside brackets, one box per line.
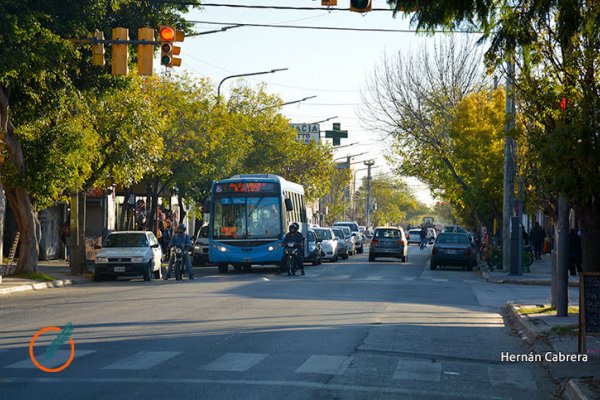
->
[29, 326, 75, 373]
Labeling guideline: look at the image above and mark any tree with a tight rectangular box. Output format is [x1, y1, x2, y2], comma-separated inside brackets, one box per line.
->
[387, 0, 600, 271]
[360, 37, 499, 230]
[0, 0, 195, 273]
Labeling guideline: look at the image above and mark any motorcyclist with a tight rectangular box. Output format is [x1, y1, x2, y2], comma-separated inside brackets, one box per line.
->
[419, 226, 428, 250]
[165, 223, 194, 280]
[281, 222, 305, 275]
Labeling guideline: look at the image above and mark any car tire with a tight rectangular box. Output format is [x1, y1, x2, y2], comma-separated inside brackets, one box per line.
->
[94, 272, 104, 281]
[430, 262, 437, 270]
[342, 252, 349, 260]
[233, 265, 243, 272]
[243, 265, 252, 273]
[143, 261, 152, 281]
[402, 255, 407, 263]
[357, 246, 363, 254]
[218, 264, 228, 273]
[369, 254, 375, 262]
[332, 254, 338, 262]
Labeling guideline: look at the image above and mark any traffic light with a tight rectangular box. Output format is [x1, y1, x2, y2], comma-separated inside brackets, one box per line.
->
[138, 27, 154, 76]
[91, 30, 105, 67]
[322, 0, 337, 5]
[350, 0, 372, 12]
[111, 27, 129, 76]
[159, 26, 184, 68]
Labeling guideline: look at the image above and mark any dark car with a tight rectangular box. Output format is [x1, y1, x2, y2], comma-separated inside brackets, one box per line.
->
[368, 227, 408, 262]
[430, 232, 477, 271]
[304, 229, 323, 265]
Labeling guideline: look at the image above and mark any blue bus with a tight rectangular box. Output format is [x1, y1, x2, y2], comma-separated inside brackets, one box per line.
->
[209, 174, 307, 273]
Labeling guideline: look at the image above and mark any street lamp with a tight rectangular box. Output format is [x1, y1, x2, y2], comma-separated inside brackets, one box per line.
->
[309, 116, 338, 124]
[217, 68, 288, 98]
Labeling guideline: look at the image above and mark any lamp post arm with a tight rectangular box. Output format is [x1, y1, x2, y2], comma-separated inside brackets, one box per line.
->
[217, 68, 288, 98]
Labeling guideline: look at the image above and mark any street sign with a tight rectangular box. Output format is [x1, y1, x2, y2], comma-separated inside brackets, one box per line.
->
[325, 123, 348, 146]
[291, 123, 320, 145]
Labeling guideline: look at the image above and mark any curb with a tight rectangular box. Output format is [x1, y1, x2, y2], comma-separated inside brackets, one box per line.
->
[565, 379, 600, 400]
[0, 278, 82, 295]
[480, 268, 579, 287]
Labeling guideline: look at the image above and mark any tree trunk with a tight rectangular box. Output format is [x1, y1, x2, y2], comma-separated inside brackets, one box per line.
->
[178, 194, 186, 224]
[579, 197, 600, 272]
[1, 85, 39, 274]
[5, 186, 39, 274]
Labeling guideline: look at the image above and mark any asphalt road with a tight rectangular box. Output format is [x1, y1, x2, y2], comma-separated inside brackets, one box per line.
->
[0, 245, 559, 399]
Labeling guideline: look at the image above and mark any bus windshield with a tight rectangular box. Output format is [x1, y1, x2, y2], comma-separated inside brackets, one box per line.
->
[213, 196, 281, 240]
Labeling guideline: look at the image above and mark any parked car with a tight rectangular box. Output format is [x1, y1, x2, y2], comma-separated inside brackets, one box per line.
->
[313, 227, 339, 262]
[304, 229, 323, 265]
[338, 226, 356, 256]
[406, 229, 422, 246]
[333, 221, 364, 253]
[95, 231, 163, 281]
[192, 223, 210, 266]
[369, 227, 408, 262]
[331, 227, 349, 260]
[430, 232, 477, 271]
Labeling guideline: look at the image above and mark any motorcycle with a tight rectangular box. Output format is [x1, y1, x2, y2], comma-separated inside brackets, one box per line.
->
[173, 245, 184, 281]
[284, 242, 301, 276]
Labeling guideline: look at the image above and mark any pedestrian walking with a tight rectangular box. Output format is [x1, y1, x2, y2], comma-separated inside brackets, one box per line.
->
[569, 229, 583, 276]
[530, 222, 546, 260]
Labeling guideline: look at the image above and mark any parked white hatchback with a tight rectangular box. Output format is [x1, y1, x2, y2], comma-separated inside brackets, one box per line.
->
[95, 231, 163, 281]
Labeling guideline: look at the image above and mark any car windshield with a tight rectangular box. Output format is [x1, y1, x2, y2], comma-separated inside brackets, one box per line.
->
[332, 229, 344, 238]
[409, 230, 421, 235]
[314, 229, 332, 240]
[334, 223, 358, 232]
[104, 233, 149, 248]
[375, 229, 401, 238]
[436, 234, 469, 244]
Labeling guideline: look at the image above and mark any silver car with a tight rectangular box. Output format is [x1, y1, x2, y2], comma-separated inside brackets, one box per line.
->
[338, 226, 356, 256]
[331, 227, 349, 260]
[313, 227, 339, 262]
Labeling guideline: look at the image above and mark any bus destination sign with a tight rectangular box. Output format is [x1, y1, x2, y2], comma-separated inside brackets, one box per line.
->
[215, 182, 277, 194]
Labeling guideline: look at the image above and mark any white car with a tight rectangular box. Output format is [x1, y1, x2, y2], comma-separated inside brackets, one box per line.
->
[95, 231, 163, 281]
[313, 227, 339, 262]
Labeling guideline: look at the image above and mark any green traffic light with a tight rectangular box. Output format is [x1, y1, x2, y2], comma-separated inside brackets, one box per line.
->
[161, 55, 171, 65]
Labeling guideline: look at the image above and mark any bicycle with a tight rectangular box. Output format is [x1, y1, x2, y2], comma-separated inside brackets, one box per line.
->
[486, 241, 534, 272]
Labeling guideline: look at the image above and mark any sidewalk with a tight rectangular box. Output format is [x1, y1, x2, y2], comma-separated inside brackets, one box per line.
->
[480, 252, 581, 287]
[0, 260, 93, 295]
[506, 303, 600, 400]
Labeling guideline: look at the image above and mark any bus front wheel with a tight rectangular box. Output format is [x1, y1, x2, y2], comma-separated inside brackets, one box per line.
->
[218, 264, 228, 273]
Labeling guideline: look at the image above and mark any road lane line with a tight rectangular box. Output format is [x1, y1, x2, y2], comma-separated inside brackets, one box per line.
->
[393, 359, 442, 382]
[6, 350, 95, 369]
[201, 353, 268, 372]
[295, 355, 353, 375]
[102, 351, 180, 370]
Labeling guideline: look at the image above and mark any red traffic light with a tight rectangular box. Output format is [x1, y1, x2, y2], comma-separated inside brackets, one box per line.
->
[159, 26, 175, 41]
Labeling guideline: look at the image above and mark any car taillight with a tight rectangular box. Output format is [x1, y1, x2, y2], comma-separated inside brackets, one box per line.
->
[432, 246, 438, 255]
[396, 239, 404, 246]
[465, 247, 471, 256]
[371, 239, 379, 246]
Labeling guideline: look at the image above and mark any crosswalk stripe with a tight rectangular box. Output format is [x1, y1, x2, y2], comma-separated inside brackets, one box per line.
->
[201, 353, 268, 372]
[334, 275, 351, 279]
[401, 277, 416, 281]
[295, 355, 353, 375]
[487, 366, 537, 390]
[6, 350, 96, 369]
[102, 351, 180, 370]
[393, 359, 442, 382]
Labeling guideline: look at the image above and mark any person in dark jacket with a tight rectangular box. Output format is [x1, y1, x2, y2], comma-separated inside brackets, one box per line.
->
[569, 229, 583, 276]
[164, 223, 194, 280]
[530, 222, 546, 260]
[281, 222, 305, 275]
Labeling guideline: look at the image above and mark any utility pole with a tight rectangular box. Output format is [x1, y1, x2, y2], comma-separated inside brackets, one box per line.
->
[556, 195, 569, 316]
[364, 160, 375, 229]
[503, 60, 517, 271]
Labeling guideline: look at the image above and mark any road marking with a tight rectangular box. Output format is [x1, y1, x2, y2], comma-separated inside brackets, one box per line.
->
[6, 350, 95, 369]
[102, 351, 180, 370]
[487, 366, 537, 390]
[463, 280, 479, 283]
[364, 276, 383, 280]
[443, 371, 460, 376]
[0, 377, 509, 399]
[393, 359, 442, 382]
[295, 355, 353, 375]
[334, 275, 351, 279]
[401, 277, 416, 281]
[201, 353, 268, 372]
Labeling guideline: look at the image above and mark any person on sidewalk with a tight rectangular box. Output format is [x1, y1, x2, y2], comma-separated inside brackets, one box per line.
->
[60, 221, 70, 261]
[569, 229, 583, 276]
[530, 222, 546, 260]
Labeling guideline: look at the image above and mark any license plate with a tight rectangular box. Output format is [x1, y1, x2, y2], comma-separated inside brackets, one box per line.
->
[114, 266, 126, 272]
[446, 250, 457, 254]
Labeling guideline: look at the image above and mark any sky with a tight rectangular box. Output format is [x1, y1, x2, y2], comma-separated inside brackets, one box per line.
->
[172, 0, 449, 206]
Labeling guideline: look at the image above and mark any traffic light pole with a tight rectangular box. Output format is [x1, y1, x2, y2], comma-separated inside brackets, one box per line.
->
[503, 60, 517, 272]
